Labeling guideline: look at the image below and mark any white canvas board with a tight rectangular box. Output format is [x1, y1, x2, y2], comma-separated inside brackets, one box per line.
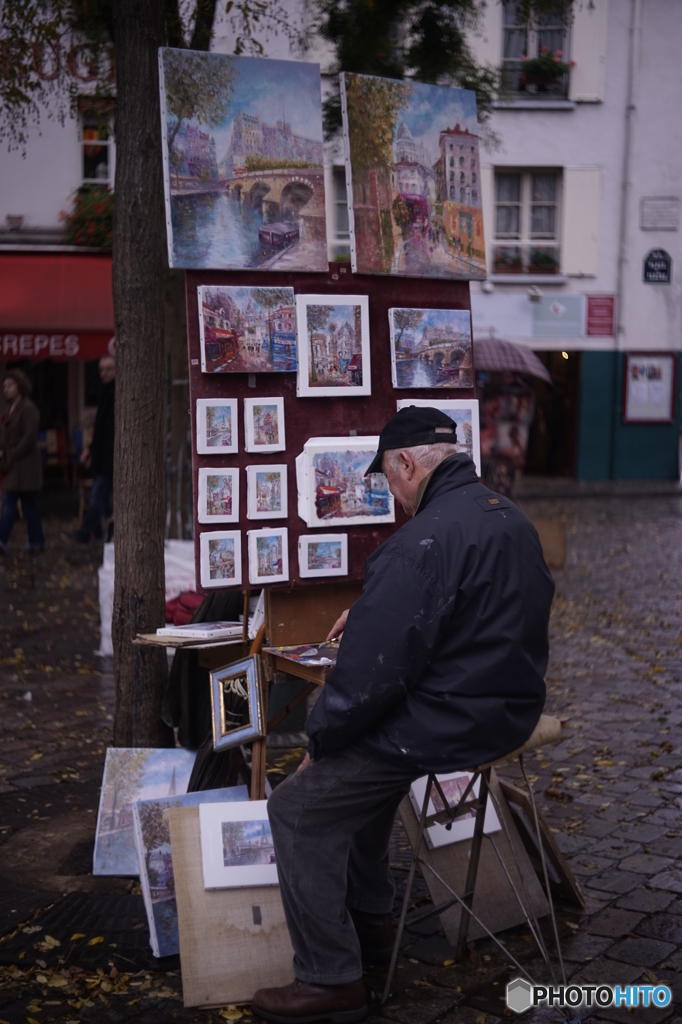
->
[302, 436, 394, 528]
[295, 451, 308, 523]
[196, 398, 238, 454]
[246, 464, 288, 520]
[396, 398, 481, 475]
[199, 530, 243, 589]
[298, 533, 348, 578]
[247, 527, 289, 585]
[133, 785, 248, 957]
[93, 748, 196, 876]
[296, 295, 371, 397]
[200, 800, 278, 889]
[244, 397, 286, 453]
[197, 467, 239, 524]
[409, 773, 501, 850]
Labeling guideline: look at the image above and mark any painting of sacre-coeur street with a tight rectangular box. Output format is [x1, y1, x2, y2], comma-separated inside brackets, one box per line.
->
[389, 307, 473, 388]
[199, 285, 296, 373]
[160, 50, 328, 271]
[341, 73, 485, 279]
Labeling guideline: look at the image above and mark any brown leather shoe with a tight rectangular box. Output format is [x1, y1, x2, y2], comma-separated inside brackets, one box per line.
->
[251, 977, 368, 1023]
[349, 909, 396, 963]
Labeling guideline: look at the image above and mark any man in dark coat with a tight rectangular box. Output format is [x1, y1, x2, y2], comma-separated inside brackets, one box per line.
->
[0, 369, 45, 553]
[73, 355, 115, 543]
[252, 408, 555, 1024]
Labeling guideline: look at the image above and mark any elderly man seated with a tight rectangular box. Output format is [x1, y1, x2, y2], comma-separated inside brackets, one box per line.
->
[252, 407, 554, 1024]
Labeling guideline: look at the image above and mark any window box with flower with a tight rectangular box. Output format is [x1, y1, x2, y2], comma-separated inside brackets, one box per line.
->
[60, 185, 114, 250]
[520, 48, 574, 93]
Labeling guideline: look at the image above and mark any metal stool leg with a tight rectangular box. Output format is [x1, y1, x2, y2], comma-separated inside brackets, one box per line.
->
[381, 774, 434, 1004]
[455, 767, 491, 959]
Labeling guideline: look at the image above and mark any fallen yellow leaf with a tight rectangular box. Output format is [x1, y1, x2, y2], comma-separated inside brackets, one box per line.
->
[28, 1018, 41, 1024]
[101, 981, 112, 993]
[49, 976, 69, 987]
[70, 933, 86, 941]
[43, 935, 60, 947]
[36, 974, 48, 984]
[220, 1008, 245, 1022]
[88, 936, 104, 946]
[26, 1007, 41, 1013]
[443, 959, 455, 966]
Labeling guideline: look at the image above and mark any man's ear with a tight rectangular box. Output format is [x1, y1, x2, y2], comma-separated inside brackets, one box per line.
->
[399, 450, 414, 478]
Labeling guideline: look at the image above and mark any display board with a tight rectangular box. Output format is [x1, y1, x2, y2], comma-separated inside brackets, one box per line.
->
[187, 262, 474, 591]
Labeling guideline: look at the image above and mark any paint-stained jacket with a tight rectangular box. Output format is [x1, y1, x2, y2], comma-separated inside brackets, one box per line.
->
[306, 455, 555, 774]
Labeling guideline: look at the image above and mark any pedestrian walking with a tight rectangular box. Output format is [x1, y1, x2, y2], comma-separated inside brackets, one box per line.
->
[0, 369, 45, 554]
[71, 354, 115, 544]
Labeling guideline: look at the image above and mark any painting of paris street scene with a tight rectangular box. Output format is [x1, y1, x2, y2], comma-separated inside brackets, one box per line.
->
[308, 445, 394, 527]
[257, 534, 283, 577]
[390, 308, 473, 388]
[160, 50, 327, 271]
[298, 533, 348, 579]
[94, 748, 196, 876]
[341, 73, 485, 279]
[222, 818, 276, 867]
[296, 295, 371, 396]
[199, 286, 296, 373]
[247, 465, 286, 519]
[198, 468, 239, 524]
[200, 531, 243, 588]
[196, 399, 238, 453]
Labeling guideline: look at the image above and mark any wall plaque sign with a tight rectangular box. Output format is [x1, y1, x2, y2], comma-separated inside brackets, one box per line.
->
[643, 250, 672, 284]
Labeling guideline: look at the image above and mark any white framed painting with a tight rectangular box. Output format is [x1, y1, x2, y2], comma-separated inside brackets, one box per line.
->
[389, 307, 473, 388]
[199, 530, 243, 589]
[298, 533, 348, 579]
[396, 398, 481, 475]
[197, 467, 240, 524]
[246, 464, 288, 520]
[200, 800, 278, 889]
[244, 397, 286, 453]
[247, 527, 289, 585]
[296, 436, 395, 528]
[196, 398, 238, 454]
[296, 295, 371, 397]
[409, 773, 501, 850]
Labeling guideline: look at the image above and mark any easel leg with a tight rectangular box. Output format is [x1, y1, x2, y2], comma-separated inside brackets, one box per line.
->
[250, 679, 271, 800]
[455, 767, 490, 960]
[382, 774, 434, 1004]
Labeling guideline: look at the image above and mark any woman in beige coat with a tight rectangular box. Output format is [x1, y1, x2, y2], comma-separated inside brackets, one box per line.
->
[0, 369, 45, 553]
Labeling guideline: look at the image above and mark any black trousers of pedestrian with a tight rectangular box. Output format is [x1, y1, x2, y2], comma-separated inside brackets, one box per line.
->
[267, 746, 419, 986]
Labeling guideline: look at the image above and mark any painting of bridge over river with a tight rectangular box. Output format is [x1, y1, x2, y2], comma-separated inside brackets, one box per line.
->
[159, 49, 328, 271]
[389, 307, 473, 388]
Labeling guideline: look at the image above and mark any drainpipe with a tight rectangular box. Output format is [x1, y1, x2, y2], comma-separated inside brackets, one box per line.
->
[611, 0, 641, 477]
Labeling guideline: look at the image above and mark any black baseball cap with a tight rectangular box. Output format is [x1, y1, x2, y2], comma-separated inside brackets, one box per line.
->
[364, 406, 458, 476]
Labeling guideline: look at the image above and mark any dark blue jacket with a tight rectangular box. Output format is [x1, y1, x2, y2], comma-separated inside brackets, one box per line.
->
[306, 455, 554, 774]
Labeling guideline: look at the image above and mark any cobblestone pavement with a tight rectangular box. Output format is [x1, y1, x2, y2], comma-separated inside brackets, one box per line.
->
[0, 497, 680, 1024]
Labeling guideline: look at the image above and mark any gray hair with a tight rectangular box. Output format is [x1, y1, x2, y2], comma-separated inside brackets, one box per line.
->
[383, 442, 459, 474]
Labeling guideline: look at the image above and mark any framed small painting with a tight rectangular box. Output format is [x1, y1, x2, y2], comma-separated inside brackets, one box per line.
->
[296, 437, 395, 528]
[200, 800, 278, 889]
[196, 398, 238, 454]
[246, 464, 288, 520]
[623, 352, 676, 423]
[197, 467, 239, 524]
[199, 530, 243, 589]
[247, 527, 289, 585]
[198, 286, 297, 373]
[396, 398, 481, 475]
[298, 533, 348, 578]
[209, 655, 265, 754]
[389, 307, 473, 388]
[296, 295, 371, 397]
[409, 772, 501, 850]
[244, 397, 286, 453]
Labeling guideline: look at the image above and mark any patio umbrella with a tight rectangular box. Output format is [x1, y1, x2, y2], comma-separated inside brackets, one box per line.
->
[473, 335, 553, 384]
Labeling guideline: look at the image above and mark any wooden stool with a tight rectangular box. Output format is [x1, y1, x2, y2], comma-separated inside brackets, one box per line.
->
[382, 714, 562, 1002]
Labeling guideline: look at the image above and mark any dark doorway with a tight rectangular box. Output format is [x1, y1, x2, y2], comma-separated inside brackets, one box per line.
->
[525, 351, 581, 477]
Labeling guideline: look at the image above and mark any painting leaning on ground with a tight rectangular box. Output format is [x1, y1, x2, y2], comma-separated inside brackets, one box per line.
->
[341, 72, 485, 280]
[159, 49, 328, 271]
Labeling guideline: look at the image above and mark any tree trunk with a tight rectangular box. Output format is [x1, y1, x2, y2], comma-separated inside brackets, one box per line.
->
[111, 0, 173, 747]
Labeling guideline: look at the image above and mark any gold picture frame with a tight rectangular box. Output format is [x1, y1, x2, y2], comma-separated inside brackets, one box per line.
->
[210, 655, 265, 752]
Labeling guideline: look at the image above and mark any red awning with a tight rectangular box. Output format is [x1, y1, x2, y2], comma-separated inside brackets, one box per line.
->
[0, 252, 114, 361]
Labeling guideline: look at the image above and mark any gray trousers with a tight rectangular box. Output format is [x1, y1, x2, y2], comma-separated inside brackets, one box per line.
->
[267, 746, 419, 985]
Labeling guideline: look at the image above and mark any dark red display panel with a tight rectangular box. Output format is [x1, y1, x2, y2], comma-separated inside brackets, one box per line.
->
[187, 263, 473, 592]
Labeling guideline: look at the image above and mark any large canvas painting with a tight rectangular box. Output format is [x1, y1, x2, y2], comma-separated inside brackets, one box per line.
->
[396, 399, 481, 475]
[389, 308, 473, 388]
[296, 295, 371, 397]
[159, 50, 328, 271]
[94, 748, 196, 876]
[341, 73, 485, 280]
[296, 437, 395, 528]
[133, 785, 248, 958]
[199, 286, 296, 373]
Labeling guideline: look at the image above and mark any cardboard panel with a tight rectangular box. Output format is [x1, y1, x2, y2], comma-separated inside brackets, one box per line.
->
[168, 806, 294, 1007]
[398, 770, 548, 945]
[187, 263, 473, 591]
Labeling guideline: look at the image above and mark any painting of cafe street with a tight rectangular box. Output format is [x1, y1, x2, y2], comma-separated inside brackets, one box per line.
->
[161, 50, 327, 271]
[200, 286, 296, 373]
[342, 73, 486, 279]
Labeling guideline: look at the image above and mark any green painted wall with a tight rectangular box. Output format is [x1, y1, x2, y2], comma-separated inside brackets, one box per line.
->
[576, 352, 681, 480]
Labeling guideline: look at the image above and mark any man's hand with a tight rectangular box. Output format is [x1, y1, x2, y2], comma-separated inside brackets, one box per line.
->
[327, 608, 349, 642]
[79, 447, 91, 468]
[297, 752, 314, 772]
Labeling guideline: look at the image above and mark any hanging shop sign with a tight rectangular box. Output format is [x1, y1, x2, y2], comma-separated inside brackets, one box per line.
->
[643, 249, 672, 284]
